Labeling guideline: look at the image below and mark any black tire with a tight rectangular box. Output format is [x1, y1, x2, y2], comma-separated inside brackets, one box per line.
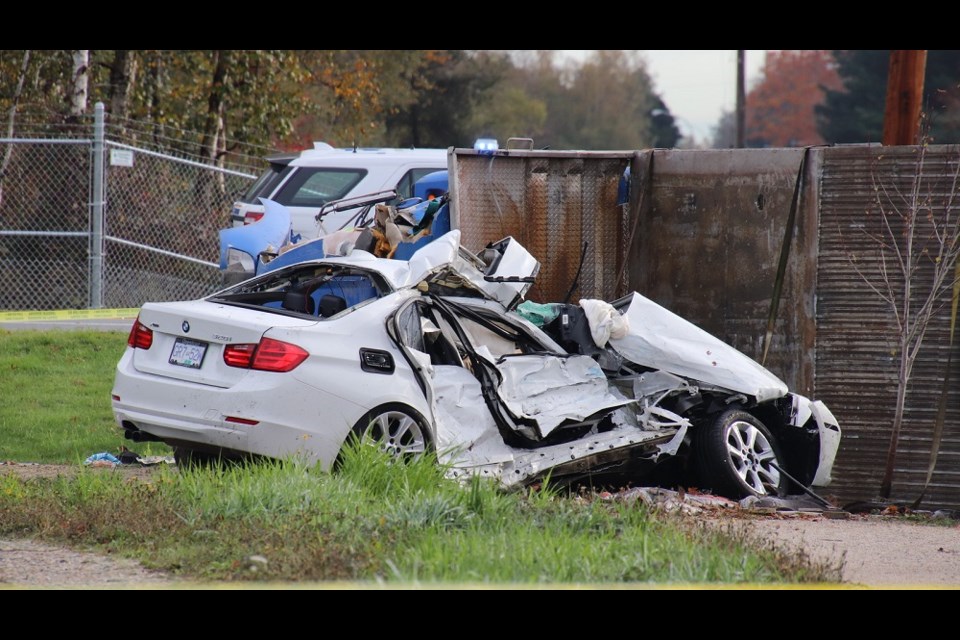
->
[173, 446, 220, 469]
[173, 446, 198, 469]
[694, 408, 786, 499]
[345, 403, 432, 460]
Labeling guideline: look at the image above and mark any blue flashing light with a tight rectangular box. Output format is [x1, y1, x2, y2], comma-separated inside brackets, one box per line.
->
[474, 138, 499, 155]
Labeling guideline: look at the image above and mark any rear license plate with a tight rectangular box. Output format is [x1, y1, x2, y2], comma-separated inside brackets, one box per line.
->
[169, 337, 208, 369]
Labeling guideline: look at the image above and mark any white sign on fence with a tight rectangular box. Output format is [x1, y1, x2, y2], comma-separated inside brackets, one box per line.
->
[110, 149, 134, 167]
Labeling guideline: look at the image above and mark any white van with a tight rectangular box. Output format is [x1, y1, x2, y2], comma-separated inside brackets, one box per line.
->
[231, 143, 447, 240]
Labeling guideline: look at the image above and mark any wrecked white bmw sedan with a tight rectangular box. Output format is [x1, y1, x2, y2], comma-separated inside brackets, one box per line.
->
[112, 231, 840, 499]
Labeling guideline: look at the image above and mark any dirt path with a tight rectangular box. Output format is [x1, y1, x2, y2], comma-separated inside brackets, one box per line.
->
[2, 464, 959, 587]
[743, 514, 960, 586]
[0, 538, 171, 587]
[8, 516, 956, 588]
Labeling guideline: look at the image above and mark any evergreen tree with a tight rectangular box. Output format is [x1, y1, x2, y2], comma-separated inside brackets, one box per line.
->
[817, 50, 960, 144]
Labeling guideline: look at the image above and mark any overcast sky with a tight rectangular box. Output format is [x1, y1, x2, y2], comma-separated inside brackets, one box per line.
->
[645, 50, 767, 141]
[561, 50, 768, 143]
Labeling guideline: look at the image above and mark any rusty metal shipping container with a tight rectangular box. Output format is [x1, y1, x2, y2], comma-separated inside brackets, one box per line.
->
[450, 145, 960, 510]
[449, 149, 635, 304]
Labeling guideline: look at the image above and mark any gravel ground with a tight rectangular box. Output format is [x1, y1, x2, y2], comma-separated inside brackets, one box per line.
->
[2, 463, 959, 588]
[743, 514, 960, 587]
[0, 538, 171, 587]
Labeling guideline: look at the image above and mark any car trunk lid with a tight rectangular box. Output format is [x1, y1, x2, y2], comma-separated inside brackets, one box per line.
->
[131, 300, 318, 388]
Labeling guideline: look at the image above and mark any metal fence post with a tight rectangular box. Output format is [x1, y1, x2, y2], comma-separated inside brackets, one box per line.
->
[90, 102, 105, 309]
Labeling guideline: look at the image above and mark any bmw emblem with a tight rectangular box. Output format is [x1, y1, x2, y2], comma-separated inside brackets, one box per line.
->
[182, 321, 190, 333]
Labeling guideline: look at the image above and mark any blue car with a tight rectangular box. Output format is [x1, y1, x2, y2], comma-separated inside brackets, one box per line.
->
[220, 171, 449, 285]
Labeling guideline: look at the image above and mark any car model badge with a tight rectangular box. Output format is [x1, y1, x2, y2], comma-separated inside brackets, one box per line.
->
[182, 321, 190, 333]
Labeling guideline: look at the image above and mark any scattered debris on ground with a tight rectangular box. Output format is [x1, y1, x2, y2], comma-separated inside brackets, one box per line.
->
[591, 485, 849, 519]
[0, 461, 167, 482]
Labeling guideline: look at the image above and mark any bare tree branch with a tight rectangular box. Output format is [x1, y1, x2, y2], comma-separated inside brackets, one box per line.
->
[0, 50, 31, 208]
[858, 142, 960, 498]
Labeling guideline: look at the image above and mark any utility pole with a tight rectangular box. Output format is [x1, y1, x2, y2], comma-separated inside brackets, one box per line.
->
[883, 50, 927, 146]
[736, 50, 746, 148]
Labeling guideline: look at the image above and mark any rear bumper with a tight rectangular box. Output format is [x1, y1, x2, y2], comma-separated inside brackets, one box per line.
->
[111, 355, 365, 469]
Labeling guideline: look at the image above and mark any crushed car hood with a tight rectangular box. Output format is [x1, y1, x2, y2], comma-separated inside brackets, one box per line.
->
[609, 293, 789, 402]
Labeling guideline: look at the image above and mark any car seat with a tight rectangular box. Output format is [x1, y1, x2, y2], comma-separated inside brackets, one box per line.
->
[320, 294, 347, 318]
[282, 292, 315, 315]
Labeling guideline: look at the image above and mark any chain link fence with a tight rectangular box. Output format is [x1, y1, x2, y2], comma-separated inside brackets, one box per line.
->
[102, 142, 254, 308]
[0, 106, 256, 311]
[0, 140, 92, 310]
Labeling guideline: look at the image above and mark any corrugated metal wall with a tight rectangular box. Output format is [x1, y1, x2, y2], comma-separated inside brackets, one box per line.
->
[450, 150, 634, 303]
[451, 145, 960, 510]
[817, 145, 960, 509]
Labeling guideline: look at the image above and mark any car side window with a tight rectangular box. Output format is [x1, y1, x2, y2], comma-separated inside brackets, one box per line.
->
[396, 304, 425, 353]
[274, 168, 368, 208]
[239, 165, 294, 204]
[393, 168, 442, 203]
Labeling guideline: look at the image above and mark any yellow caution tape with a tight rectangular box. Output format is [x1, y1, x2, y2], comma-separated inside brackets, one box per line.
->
[0, 308, 139, 322]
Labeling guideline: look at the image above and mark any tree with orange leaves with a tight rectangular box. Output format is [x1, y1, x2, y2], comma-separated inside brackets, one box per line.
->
[745, 50, 842, 147]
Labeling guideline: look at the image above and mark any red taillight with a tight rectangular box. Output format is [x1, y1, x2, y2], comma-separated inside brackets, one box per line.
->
[127, 318, 153, 350]
[223, 338, 308, 372]
[223, 343, 256, 368]
[252, 338, 309, 372]
[243, 211, 265, 225]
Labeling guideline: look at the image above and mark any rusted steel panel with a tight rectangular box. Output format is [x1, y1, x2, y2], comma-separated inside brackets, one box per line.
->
[817, 144, 960, 509]
[628, 148, 818, 396]
[451, 150, 633, 303]
[450, 144, 960, 509]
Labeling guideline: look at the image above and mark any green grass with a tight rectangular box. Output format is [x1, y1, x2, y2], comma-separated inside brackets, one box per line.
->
[0, 329, 170, 462]
[0, 446, 842, 584]
[0, 329, 841, 584]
